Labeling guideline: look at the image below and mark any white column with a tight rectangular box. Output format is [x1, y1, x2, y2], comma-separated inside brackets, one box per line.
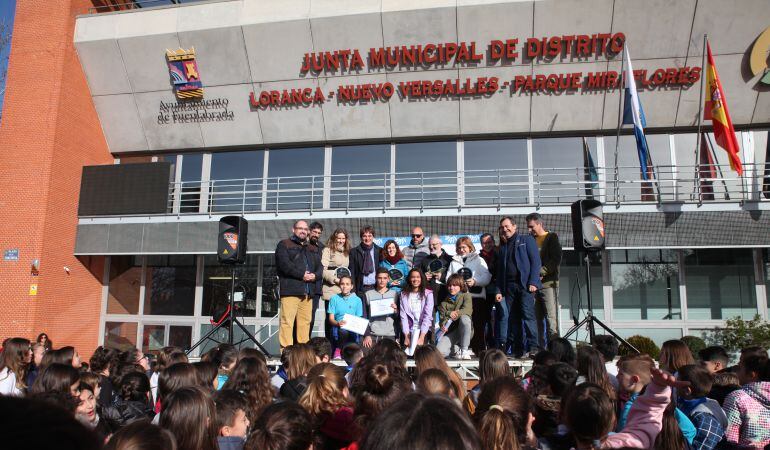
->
[172, 155, 183, 214]
[261, 150, 269, 211]
[602, 250, 613, 324]
[191, 255, 205, 356]
[677, 249, 688, 323]
[742, 131, 756, 200]
[98, 256, 111, 346]
[457, 139, 465, 206]
[527, 138, 535, 204]
[323, 145, 332, 209]
[596, 136, 607, 203]
[669, 134, 678, 200]
[754, 249, 768, 320]
[199, 153, 211, 214]
[390, 143, 396, 208]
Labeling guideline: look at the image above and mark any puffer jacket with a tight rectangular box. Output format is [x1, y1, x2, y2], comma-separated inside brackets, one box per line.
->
[275, 236, 323, 297]
[723, 381, 770, 448]
[102, 397, 155, 427]
[403, 239, 429, 269]
[321, 247, 350, 301]
[436, 292, 473, 329]
[446, 252, 492, 299]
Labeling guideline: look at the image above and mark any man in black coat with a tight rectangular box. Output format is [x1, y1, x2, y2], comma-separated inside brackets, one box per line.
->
[349, 225, 382, 294]
[307, 221, 325, 341]
[419, 234, 453, 300]
[275, 220, 323, 351]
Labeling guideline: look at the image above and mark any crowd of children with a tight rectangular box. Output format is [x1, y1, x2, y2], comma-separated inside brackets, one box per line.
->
[1, 332, 770, 450]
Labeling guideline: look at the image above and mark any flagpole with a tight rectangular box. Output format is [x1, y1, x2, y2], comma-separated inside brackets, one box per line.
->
[693, 34, 708, 201]
[612, 50, 625, 203]
[706, 133, 731, 200]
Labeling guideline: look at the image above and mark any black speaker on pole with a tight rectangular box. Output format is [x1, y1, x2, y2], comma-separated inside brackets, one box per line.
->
[570, 199, 605, 252]
[218, 216, 248, 264]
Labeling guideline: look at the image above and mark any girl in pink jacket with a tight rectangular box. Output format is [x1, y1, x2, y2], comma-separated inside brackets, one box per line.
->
[543, 368, 686, 449]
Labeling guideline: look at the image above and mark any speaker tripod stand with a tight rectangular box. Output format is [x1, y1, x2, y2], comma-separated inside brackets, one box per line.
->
[187, 264, 271, 357]
[563, 252, 638, 353]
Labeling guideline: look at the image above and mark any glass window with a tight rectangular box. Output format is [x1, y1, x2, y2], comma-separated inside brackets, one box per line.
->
[198, 323, 256, 355]
[203, 254, 259, 319]
[210, 151, 265, 213]
[464, 139, 529, 205]
[532, 137, 600, 204]
[559, 250, 605, 327]
[144, 255, 196, 316]
[673, 132, 746, 202]
[395, 141, 457, 207]
[684, 249, 757, 320]
[142, 325, 165, 355]
[261, 254, 279, 318]
[331, 144, 390, 209]
[267, 147, 324, 211]
[104, 321, 138, 351]
[752, 130, 769, 199]
[610, 249, 681, 320]
[605, 134, 670, 202]
[763, 249, 769, 308]
[613, 328, 683, 347]
[169, 325, 192, 351]
[108, 256, 142, 315]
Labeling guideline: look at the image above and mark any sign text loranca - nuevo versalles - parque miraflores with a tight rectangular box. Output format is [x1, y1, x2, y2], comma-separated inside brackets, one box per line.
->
[248, 33, 702, 108]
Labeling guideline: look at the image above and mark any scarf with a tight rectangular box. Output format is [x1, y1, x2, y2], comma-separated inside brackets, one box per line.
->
[385, 254, 401, 265]
[361, 243, 374, 275]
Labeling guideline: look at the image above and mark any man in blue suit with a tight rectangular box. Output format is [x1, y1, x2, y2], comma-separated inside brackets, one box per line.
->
[495, 216, 542, 358]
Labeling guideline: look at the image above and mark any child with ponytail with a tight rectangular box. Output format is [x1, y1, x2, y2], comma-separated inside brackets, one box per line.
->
[474, 376, 536, 450]
[299, 362, 356, 450]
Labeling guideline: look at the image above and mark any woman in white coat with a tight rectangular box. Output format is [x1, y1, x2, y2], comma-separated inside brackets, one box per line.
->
[446, 236, 492, 356]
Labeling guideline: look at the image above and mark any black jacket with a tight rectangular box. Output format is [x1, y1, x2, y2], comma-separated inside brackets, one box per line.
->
[420, 250, 453, 299]
[349, 244, 382, 293]
[102, 398, 155, 427]
[279, 376, 308, 402]
[539, 232, 562, 286]
[275, 236, 323, 297]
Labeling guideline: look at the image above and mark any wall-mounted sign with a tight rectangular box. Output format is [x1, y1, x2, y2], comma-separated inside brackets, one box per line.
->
[157, 98, 234, 125]
[248, 32, 701, 108]
[3, 249, 19, 261]
[166, 47, 203, 99]
[29, 284, 37, 296]
[749, 26, 770, 86]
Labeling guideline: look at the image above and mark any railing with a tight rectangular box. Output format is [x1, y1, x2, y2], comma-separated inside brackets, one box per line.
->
[87, 0, 215, 14]
[126, 163, 770, 216]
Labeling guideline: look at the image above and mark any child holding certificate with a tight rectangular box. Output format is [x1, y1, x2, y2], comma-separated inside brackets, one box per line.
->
[328, 276, 364, 359]
[399, 268, 434, 357]
[362, 268, 399, 349]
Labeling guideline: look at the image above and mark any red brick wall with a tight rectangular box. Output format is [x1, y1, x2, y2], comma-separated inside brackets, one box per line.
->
[0, 0, 112, 359]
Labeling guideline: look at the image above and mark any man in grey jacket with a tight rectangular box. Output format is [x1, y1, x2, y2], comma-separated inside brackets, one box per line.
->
[403, 226, 430, 269]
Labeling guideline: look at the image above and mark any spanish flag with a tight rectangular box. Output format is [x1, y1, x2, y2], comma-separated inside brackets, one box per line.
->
[704, 41, 743, 175]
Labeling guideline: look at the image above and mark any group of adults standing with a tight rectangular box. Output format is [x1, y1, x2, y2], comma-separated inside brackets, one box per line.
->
[274, 214, 562, 359]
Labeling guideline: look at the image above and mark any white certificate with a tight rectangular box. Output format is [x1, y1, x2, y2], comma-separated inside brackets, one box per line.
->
[369, 298, 395, 317]
[340, 314, 369, 335]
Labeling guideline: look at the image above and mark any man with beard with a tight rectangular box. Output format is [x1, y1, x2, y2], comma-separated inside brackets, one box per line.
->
[275, 220, 323, 351]
[307, 222, 325, 341]
[403, 226, 430, 269]
[419, 235, 453, 299]
[349, 225, 382, 294]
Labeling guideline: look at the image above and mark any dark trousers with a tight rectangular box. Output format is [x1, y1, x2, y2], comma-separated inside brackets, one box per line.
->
[470, 296, 493, 355]
[496, 285, 538, 356]
[331, 326, 359, 354]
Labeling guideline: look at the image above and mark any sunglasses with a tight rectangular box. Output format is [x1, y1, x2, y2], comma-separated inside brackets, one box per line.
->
[412, 234, 423, 238]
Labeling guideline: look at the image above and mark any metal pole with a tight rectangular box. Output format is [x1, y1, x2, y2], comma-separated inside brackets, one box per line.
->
[613, 51, 625, 203]
[229, 265, 236, 344]
[693, 34, 708, 200]
[584, 253, 596, 343]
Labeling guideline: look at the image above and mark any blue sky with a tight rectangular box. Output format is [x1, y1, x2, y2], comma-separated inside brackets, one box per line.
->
[0, 0, 16, 113]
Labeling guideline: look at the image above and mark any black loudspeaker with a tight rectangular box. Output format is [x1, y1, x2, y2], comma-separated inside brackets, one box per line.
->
[218, 216, 248, 264]
[570, 200, 605, 251]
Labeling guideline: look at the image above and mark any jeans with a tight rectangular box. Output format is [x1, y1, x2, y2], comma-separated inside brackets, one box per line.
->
[470, 296, 493, 355]
[496, 285, 538, 356]
[535, 285, 560, 349]
[331, 326, 359, 354]
[437, 315, 472, 357]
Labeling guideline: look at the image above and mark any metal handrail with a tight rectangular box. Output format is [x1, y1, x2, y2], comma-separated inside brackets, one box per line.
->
[153, 163, 770, 217]
[86, 0, 215, 14]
